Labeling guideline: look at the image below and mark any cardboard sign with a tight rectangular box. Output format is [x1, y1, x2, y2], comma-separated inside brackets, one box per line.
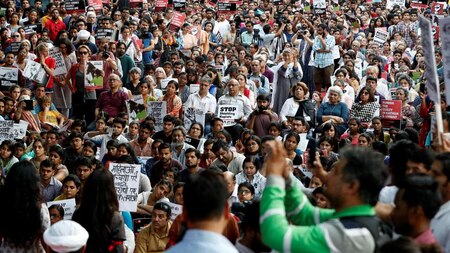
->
[84, 61, 103, 89]
[419, 15, 440, 103]
[65, 0, 86, 13]
[49, 47, 68, 76]
[88, 0, 102, 10]
[147, 101, 167, 132]
[386, 0, 405, 9]
[381, 100, 402, 120]
[47, 199, 77, 220]
[373, 28, 389, 45]
[0, 67, 18, 87]
[218, 105, 238, 126]
[127, 95, 147, 123]
[439, 17, 450, 104]
[23, 61, 49, 85]
[184, 107, 206, 130]
[0, 121, 14, 143]
[110, 163, 141, 212]
[217, 2, 237, 14]
[169, 11, 186, 32]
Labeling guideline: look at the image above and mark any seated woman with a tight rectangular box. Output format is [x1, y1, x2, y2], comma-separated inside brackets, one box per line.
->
[38, 96, 71, 130]
[235, 156, 266, 199]
[237, 182, 255, 203]
[351, 86, 379, 127]
[396, 87, 416, 128]
[54, 174, 81, 203]
[136, 179, 172, 216]
[317, 86, 349, 137]
[13, 95, 40, 133]
[279, 82, 315, 129]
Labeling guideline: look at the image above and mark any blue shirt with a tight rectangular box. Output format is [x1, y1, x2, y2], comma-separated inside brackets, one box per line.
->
[312, 34, 335, 68]
[166, 229, 238, 253]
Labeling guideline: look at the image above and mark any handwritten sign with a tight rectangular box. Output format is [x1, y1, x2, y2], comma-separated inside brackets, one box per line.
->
[0, 121, 14, 143]
[166, 202, 183, 220]
[439, 17, 450, 103]
[47, 199, 77, 220]
[218, 105, 238, 127]
[110, 163, 141, 212]
[184, 107, 206, 130]
[147, 101, 167, 132]
[12, 120, 28, 140]
[419, 15, 440, 103]
[0, 67, 18, 87]
[49, 47, 67, 76]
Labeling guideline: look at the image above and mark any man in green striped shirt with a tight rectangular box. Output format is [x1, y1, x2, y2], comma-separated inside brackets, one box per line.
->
[260, 142, 389, 253]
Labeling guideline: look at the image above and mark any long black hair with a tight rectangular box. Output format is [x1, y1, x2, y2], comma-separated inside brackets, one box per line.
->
[0, 161, 42, 246]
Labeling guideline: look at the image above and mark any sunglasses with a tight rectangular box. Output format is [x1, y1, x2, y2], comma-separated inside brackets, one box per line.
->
[78, 51, 89, 55]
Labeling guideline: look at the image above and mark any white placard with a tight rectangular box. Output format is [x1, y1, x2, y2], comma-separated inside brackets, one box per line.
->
[23, 61, 48, 85]
[189, 84, 200, 94]
[12, 120, 28, 139]
[439, 17, 450, 103]
[84, 61, 103, 89]
[184, 107, 206, 130]
[49, 47, 67, 76]
[110, 163, 141, 212]
[373, 28, 389, 45]
[47, 199, 77, 220]
[297, 133, 309, 152]
[147, 101, 167, 132]
[386, 0, 405, 10]
[419, 15, 440, 103]
[217, 105, 239, 127]
[126, 95, 147, 123]
[0, 67, 18, 87]
[160, 78, 177, 90]
[166, 202, 183, 220]
[0, 121, 14, 143]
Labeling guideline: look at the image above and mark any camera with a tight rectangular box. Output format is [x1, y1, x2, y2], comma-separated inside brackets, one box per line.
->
[102, 45, 109, 59]
[282, 17, 290, 24]
[298, 29, 308, 35]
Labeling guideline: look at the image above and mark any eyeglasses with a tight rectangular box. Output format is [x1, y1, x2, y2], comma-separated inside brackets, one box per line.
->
[78, 51, 89, 55]
[361, 92, 369, 95]
[238, 189, 251, 195]
[12, 35, 20, 37]
[109, 78, 120, 82]
[50, 214, 61, 219]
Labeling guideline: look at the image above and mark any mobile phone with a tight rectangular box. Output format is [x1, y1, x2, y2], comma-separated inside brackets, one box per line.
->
[307, 139, 317, 166]
[24, 100, 33, 111]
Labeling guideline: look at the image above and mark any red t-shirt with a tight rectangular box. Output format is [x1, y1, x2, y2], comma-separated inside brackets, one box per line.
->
[34, 57, 56, 89]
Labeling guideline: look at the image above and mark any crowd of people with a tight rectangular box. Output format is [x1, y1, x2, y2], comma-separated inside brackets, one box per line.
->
[0, 0, 450, 252]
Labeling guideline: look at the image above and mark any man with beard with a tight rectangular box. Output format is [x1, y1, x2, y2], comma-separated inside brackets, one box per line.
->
[260, 144, 391, 252]
[211, 140, 245, 175]
[135, 202, 172, 253]
[179, 148, 204, 183]
[150, 143, 182, 187]
[116, 41, 135, 84]
[152, 115, 176, 144]
[246, 95, 278, 137]
[44, 9, 66, 42]
[170, 126, 194, 169]
[130, 122, 154, 157]
[391, 174, 441, 246]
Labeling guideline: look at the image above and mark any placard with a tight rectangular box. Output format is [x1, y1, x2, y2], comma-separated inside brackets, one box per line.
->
[130, 0, 143, 8]
[173, 0, 186, 11]
[184, 107, 206, 130]
[160, 78, 177, 90]
[386, 0, 405, 10]
[24, 24, 42, 34]
[23, 61, 49, 85]
[373, 28, 389, 45]
[0, 121, 15, 143]
[147, 101, 167, 131]
[155, 0, 168, 11]
[127, 95, 147, 123]
[217, 2, 237, 14]
[189, 84, 200, 94]
[169, 11, 186, 32]
[84, 61, 103, 89]
[381, 100, 402, 120]
[166, 202, 182, 220]
[110, 163, 141, 212]
[218, 105, 238, 127]
[12, 120, 28, 139]
[47, 199, 77, 220]
[431, 2, 446, 15]
[440, 17, 450, 104]
[95, 28, 114, 39]
[419, 15, 440, 103]
[0, 67, 18, 87]
[10, 42, 20, 53]
[64, 0, 86, 13]
[87, 0, 102, 10]
[49, 47, 68, 76]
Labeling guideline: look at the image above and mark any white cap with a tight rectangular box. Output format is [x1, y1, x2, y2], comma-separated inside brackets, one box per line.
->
[43, 220, 89, 253]
[77, 30, 91, 40]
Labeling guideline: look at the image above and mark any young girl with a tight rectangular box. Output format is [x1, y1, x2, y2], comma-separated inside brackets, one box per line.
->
[235, 156, 266, 199]
[371, 117, 390, 145]
[54, 174, 81, 203]
[0, 140, 18, 177]
[237, 182, 255, 203]
[49, 145, 69, 182]
[340, 118, 362, 145]
[30, 138, 47, 171]
[268, 122, 283, 141]
[284, 132, 303, 166]
[358, 132, 374, 148]
[318, 136, 339, 170]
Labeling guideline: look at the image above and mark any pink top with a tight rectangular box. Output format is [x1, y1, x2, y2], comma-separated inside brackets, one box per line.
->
[415, 228, 438, 245]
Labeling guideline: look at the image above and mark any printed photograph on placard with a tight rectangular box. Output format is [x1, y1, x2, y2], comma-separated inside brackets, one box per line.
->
[84, 61, 104, 89]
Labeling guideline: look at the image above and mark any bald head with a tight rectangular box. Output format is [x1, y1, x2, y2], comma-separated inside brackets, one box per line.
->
[223, 171, 236, 195]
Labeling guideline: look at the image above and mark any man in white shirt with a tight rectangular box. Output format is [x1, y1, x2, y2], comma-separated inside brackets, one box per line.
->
[84, 118, 128, 160]
[359, 65, 391, 100]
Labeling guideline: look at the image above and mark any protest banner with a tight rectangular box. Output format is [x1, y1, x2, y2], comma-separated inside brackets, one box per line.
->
[47, 199, 77, 220]
[0, 67, 18, 87]
[313, 0, 326, 14]
[173, 0, 186, 11]
[88, 0, 102, 10]
[440, 17, 450, 103]
[147, 101, 167, 131]
[419, 15, 440, 103]
[431, 2, 446, 15]
[411, 0, 428, 8]
[24, 24, 42, 35]
[12, 121, 28, 140]
[10, 42, 20, 53]
[217, 2, 237, 14]
[84, 61, 103, 89]
[0, 121, 15, 143]
[381, 100, 402, 128]
[373, 28, 389, 45]
[127, 95, 147, 123]
[218, 105, 238, 127]
[155, 0, 168, 11]
[130, 0, 143, 8]
[49, 47, 68, 76]
[386, 0, 405, 9]
[23, 61, 48, 85]
[160, 78, 178, 90]
[95, 28, 114, 39]
[166, 202, 183, 220]
[189, 84, 200, 94]
[110, 163, 141, 212]
[169, 11, 186, 32]
[65, 0, 86, 13]
[185, 136, 200, 149]
[184, 107, 206, 130]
